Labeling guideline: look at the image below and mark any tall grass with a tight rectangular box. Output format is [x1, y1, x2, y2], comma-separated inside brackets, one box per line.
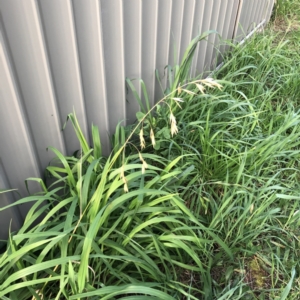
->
[272, 0, 300, 20]
[1, 9, 300, 299]
[0, 34, 230, 300]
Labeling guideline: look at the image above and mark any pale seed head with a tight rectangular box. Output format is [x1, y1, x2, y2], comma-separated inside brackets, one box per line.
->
[120, 166, 129, 192]
[178, 85, 182, 95]
[150, 128, 156, 147]
[196, 83, 205, 94]
[170, 112, 178, 137]
[123, 182, 129, 193]
[139, 128, 146, 149]
[202, 78, 223, 90]
[142, 160, 148, 174]
[139, 152, 148, 174]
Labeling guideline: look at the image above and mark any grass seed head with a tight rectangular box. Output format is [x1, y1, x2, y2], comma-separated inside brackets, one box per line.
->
[120, 166, 129, 192]
[170, 112, 178, 136]
[123, 181, 129, 193]
[201, 78, 223, 90]
[196, 83, 205, 94]
[150, 128, 156, 147]
[142, 160, 148, 174]
[139, 128, 146, 149]
[178, 84, 182, 95]
[139, 152, 148, 174]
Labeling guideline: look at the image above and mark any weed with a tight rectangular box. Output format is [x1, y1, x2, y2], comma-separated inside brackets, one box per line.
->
[1, 2, 300, 299]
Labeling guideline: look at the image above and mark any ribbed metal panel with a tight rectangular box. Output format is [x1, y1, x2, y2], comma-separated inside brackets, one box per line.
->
[0, 162, 22, 243]
[0, 0, 275, 239]
[235, 0, 275, 41]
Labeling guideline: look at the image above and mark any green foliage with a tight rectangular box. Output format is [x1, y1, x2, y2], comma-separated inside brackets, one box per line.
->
[126, 24, 300, 298]
[272, 0, 300, 20]
[1, 19, 300, 300]
[0, 120, 225, 299]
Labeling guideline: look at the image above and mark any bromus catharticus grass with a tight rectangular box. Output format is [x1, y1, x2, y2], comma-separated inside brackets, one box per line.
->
[1, 7, 300, 298]
[0, 33, 229, 300]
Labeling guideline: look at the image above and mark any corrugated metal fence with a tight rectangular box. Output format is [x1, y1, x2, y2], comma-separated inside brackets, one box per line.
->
[0, 0, 275, 240]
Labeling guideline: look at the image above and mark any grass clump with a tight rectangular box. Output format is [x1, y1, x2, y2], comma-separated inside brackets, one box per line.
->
[272, 0, 300, 21]
[1, 5, 300, 299]
[0, 34, 231, 300]
[271, 0, 300, 46]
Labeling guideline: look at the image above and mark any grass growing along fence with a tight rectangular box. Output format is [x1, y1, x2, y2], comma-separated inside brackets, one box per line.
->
[1, 2, 300, 298]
